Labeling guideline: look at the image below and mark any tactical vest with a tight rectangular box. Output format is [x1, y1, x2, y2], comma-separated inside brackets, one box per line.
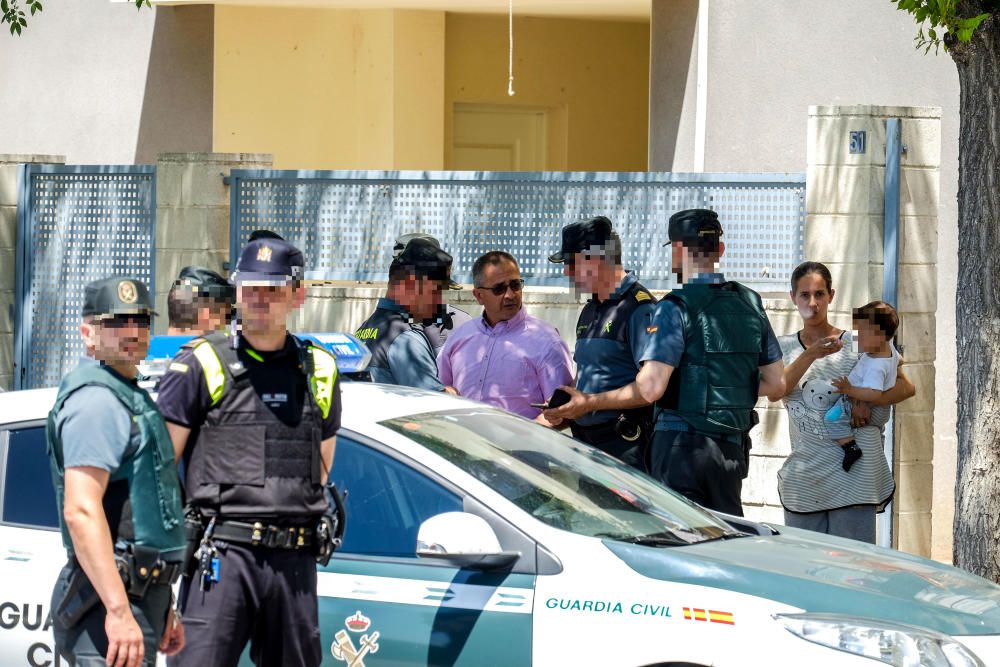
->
[353, 305, 434, 380]
[576, 279, 656, 359]
[184, 332, 338, 519]
[657, 282, 765, 435]
[47, 365, 186, 560]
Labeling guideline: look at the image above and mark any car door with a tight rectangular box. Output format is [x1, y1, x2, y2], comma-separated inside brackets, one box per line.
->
[318, 433, 535, 667]
[0, 421, 68, 667]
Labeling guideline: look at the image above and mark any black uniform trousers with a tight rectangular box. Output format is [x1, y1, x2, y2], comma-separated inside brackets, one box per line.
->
[51, 562, 172, 667]
[648, 429, 748, 516]
[169, 542, 320, 667]
[571, 421, 647, 471]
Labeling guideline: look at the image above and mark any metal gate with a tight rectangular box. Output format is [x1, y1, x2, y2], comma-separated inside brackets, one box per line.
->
[228, 170, 805, 292]
[14, 165, 156, 390]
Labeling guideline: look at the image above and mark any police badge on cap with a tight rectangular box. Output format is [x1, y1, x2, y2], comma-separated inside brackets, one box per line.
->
[230, 238, 305, 285]
[82, 276, 156, 319]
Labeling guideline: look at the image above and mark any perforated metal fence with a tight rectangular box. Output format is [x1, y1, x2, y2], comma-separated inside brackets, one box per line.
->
[14, 165, 156, 390]
[230, 171, 805, 293]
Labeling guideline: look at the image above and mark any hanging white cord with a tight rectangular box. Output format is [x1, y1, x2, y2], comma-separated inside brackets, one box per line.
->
[507, 0, 515, 96]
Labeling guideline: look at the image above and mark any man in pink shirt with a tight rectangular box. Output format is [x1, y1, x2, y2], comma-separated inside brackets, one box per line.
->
[439, 251, 573, 423]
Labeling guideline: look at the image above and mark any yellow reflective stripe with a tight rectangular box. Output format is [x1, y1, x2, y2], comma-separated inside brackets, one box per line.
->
[244, 348, 264, 363]
[309, 347, 339, 420]
[191, 341, 226, 406]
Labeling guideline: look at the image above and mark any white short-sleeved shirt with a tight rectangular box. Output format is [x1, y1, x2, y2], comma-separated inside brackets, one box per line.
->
[776, 332, 895, 513]
[848, 345, 900, 393]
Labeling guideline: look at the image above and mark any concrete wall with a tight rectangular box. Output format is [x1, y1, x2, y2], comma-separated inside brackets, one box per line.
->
[211, 8, 649, 172]
[213, 7, 445, 170]
[445, 13, 650, 171]
[648, 0, 958, 561]
[154, 153, 272, 335]
[0, 0, 213, 164]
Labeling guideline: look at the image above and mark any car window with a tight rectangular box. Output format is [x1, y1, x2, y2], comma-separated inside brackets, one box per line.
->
[380, 409, 734, 546]
[2, 426, 59, 529]
[329, 436, 462, 559]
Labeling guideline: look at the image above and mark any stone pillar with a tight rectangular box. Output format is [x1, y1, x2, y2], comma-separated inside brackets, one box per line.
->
[154, 153, 272, 335]
[0, 154, 65, 390]
[805, 105, 941, 556]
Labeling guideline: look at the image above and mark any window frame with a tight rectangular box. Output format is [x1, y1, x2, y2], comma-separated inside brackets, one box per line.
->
[0, 419, 60, 532]
[330, 428, 549, 575]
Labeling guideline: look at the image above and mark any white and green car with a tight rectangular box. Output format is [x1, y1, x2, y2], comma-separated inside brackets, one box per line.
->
[1, 382, 999, 667]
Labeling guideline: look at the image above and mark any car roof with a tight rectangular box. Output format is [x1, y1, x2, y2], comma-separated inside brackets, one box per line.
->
[0, 383, 475, 429]
[0, 387, 57, 425]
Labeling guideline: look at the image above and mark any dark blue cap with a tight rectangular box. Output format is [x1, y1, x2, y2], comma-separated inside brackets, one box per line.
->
[230, 238, 305, 285]
[548, 216, 615, 263]
[665, 208, 723, 246]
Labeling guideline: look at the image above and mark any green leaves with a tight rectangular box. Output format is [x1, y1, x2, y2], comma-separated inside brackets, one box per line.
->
[1, 0, 27, 35]
[891, 0, 995, 52]
[4, 0, 145, 35]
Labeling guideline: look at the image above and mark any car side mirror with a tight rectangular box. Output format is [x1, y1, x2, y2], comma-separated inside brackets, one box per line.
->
[416, 512, 520, 571]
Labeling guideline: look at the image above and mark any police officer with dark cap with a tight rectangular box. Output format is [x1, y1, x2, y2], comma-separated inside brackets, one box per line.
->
[542, 216, 657, 467]
[167, 266, 235, 336]
[48, 276, 186, 667]
[157, 237, 342, 667]
[392, 232, 473, 353]
[353, 237, 454, 390]
[569, 209, 785, 515]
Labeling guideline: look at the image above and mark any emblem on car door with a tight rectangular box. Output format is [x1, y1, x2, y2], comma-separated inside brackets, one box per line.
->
[332, 611, 380, 666]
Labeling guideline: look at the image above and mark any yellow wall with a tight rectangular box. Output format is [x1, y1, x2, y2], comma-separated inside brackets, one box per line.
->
[212, 7, 649, 172]
[213, 6, 444, 169]
[445, 13, 650, 171]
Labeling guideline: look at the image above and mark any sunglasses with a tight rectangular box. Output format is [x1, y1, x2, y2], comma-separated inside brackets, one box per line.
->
[476, 279, 525, 296]
[99, 314, 152, 329]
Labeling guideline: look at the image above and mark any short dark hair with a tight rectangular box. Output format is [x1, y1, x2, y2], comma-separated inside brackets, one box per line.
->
[853, 300, 899, 340]
[472, 251, 519, 286]
[791, 261, 833, 293]
[167, 285, 229, 329]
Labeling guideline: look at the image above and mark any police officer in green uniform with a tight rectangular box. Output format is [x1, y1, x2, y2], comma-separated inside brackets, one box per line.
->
[543, 216, 657, 468]
[392, 233, 473, 353]
[48, 277, 186, 667]
[353, 237, 455, 390]
[565, 209, 785, 515]
[156, 237, 342, 667]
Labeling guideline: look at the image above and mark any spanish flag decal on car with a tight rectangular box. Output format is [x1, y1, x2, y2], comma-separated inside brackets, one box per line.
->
[682, 607, 735, 625]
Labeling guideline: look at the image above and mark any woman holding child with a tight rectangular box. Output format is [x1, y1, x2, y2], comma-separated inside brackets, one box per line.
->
[774, 261, 915, 543]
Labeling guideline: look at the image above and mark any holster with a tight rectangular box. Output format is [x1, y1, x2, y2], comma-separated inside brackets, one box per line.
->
[181, 508, 206, 579]
[54, 564, 102, 629]
[316, 483, 347, 566]
[115, 544, 182, 601]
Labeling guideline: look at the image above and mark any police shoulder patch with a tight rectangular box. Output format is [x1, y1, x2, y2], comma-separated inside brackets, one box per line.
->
[168, 361, 190, 374]
[634, 291, 652, 302]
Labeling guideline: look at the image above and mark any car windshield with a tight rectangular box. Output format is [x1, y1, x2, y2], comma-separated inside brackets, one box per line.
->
[380, 409, 736, 545]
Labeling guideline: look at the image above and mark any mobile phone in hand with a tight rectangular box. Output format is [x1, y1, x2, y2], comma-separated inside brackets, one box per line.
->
[547, 388, 572, 409]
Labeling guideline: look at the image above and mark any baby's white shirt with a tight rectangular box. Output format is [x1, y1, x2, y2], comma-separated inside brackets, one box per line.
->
[847, 343, 900, 392]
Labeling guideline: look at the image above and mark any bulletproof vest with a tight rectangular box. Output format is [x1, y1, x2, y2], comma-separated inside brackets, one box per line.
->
[183, 332, 338, 519]
[576, 280, 656, 352]
[657, 282, 765, 435]
[47, 365, 186, 560]
[353, 304, 434, 380]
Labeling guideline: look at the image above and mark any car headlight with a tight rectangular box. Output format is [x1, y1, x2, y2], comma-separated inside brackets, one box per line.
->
[774, 613, 984, 667]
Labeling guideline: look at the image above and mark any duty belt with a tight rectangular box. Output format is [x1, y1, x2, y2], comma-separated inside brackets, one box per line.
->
[212, 519, 315, 550]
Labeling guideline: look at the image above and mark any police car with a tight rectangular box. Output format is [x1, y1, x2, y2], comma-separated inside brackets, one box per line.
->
[2, 383, 1000, 667]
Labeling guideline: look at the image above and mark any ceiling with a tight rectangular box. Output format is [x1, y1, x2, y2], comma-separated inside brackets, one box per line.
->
[153, 0, 651, 21]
